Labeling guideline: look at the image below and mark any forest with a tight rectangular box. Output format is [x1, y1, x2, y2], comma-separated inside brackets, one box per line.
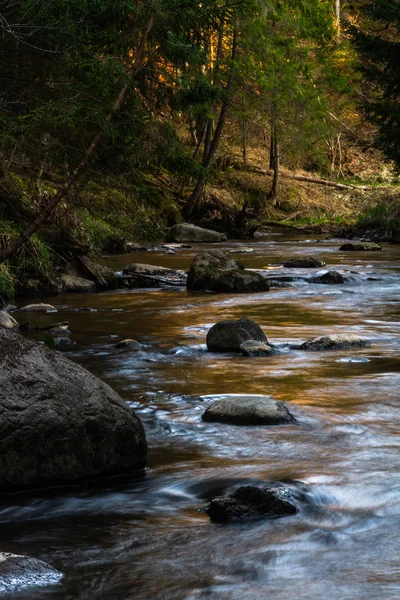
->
[0, 2, 400, 599]
[0, 0, 399, 297]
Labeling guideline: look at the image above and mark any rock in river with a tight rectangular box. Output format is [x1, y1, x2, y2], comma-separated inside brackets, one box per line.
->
[0, 328, 147, 490]
[60, 274, 96, 293]
[311, 270, 344, 284]
[0, 552, 62, 593]
[202, 395, 296, 425]
[187, 250, 269, 293]
[18, 303, 57, 313]
[297, 333, 369, 351]
[166, 223, 227, 243]
[115, 339, 142, 351]
[0, 311, 19, 330]
[339, 241, 382, 251]
[240, 340, 277, 357]
[283, 256, 326, 268]
[207, 318, 268, 352]
[205, 485, 298, 523]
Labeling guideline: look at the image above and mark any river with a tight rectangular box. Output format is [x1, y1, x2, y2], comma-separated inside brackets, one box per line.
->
[1, 232, 400, 599]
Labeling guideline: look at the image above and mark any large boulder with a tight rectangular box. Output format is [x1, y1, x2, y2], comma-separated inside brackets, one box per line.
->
[60, 274, 96, 293]
[207, 318, 268, 352]
[297, 333, 369, 351]
[76, 256, 117, 290]
[0, 311, 19, 330]
[0, 552, 62, 593]
[283, 256, 326, 268]
[202, 395, 296, 425]
[205, 486, 297, 523]
[0, 328, 147, 491]
[166, 223, 227, 243]
[339, 241, 382, 251]
[187, 250, 269, 293]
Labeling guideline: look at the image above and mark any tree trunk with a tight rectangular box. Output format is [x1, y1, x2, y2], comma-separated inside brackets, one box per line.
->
[268, 104, 279, 201]
[183, 23, 238, 219]
[0, 15, 155, 265]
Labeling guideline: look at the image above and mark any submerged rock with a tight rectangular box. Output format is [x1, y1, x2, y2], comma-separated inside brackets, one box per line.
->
[166, 223, 227, 243]
[0, 552, 62, 593]
[18, 303, 57, 313]
[60, 274, 96, 293]
[339, 241, 382, 251]
[240, 340, 277, 357]
[207, 318, 268, 352]
[297, 333, 369, 351]
[40, 321, 70, 335]
[311, 270, 344, 284]
[0, 328, 147, 490]
[115, 339, 142, 351]
[187, 250, 269, 293]
[202, 395, 296, 425]
[205, 485, 298, 523]
[0, 311, 19, 330]
[283, 256, 326, 268]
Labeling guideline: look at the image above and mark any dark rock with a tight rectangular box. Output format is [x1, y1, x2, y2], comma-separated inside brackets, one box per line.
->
[207, 318, 268, 352]
[18, 303, 57, 313]
[205, 485, 297, 523]
[0, 328, 147, 490]
[311, 270, 344, 284]
[339, 241, 382, 251]
[60, 274, 96, 293]
[0, 311, 19, 330]
[40, 321, 70, 335]
[76, 256, 117, 290]
[122, 263, 179, 277]
[53, 337, 75, 348]
[0, 552, 62, 593]
[202, 395, 296, 425]
[297, 333, 369, 351]
[240, 340, 277, 356]
[166, 223, 227, 243]
[283, 256, 326, 268]
[187, 250, 269, 293]
[115, 339, 142, 351]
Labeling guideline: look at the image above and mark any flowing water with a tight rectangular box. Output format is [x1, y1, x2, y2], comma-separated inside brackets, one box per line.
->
[1, 233, 400, 599]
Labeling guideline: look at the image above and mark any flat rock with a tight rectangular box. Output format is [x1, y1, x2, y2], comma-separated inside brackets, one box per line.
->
[207, 318, 268, 352]
[298, 333, 369, 351]
[283, 256, 326, 268]
[60, 274, 96, 293]
[202, 395, 296, 425]
[115, 339, 142, 351]
[339, 241, 382, 251]
[0, 552, 62, 593]
[240, 340, 277, 356]
[0, 311, 19, 330]
[311, 270, 344, 284]
[0, 328, 147, 490]
[166, 223, 227, 243]
[122, 263, 179, 276]
[187, 250, 269, 293]
[205, 486, 298, 523]
[18, 303, 57, 313]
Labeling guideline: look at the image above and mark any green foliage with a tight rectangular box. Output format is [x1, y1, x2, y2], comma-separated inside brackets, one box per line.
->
[357, 194, 400, 235]
[0, 264, 16, 299]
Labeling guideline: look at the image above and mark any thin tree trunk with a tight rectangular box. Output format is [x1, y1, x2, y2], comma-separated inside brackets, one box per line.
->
[183, 23, 238, 219]
[0, 15, 155, 264]
[268, 103, 279, 201]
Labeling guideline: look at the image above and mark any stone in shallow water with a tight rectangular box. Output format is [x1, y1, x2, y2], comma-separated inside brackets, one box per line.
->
[202, 395, 296, 425]
[298, 334, 369, 351]
[339, 241, 382, 251]
[207, 318, 268, 352]
[0, 552, 62, 593]
[205, 485, 298, 523]
[240, 340, 277, 357]
[18, 303, 57, 313]
[115, 339, 142, 351]
[283, 256, 326, 268]
[166, 223, 227, 243]
[311, 270, 344, 284]
[0, 311, 19, 330]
